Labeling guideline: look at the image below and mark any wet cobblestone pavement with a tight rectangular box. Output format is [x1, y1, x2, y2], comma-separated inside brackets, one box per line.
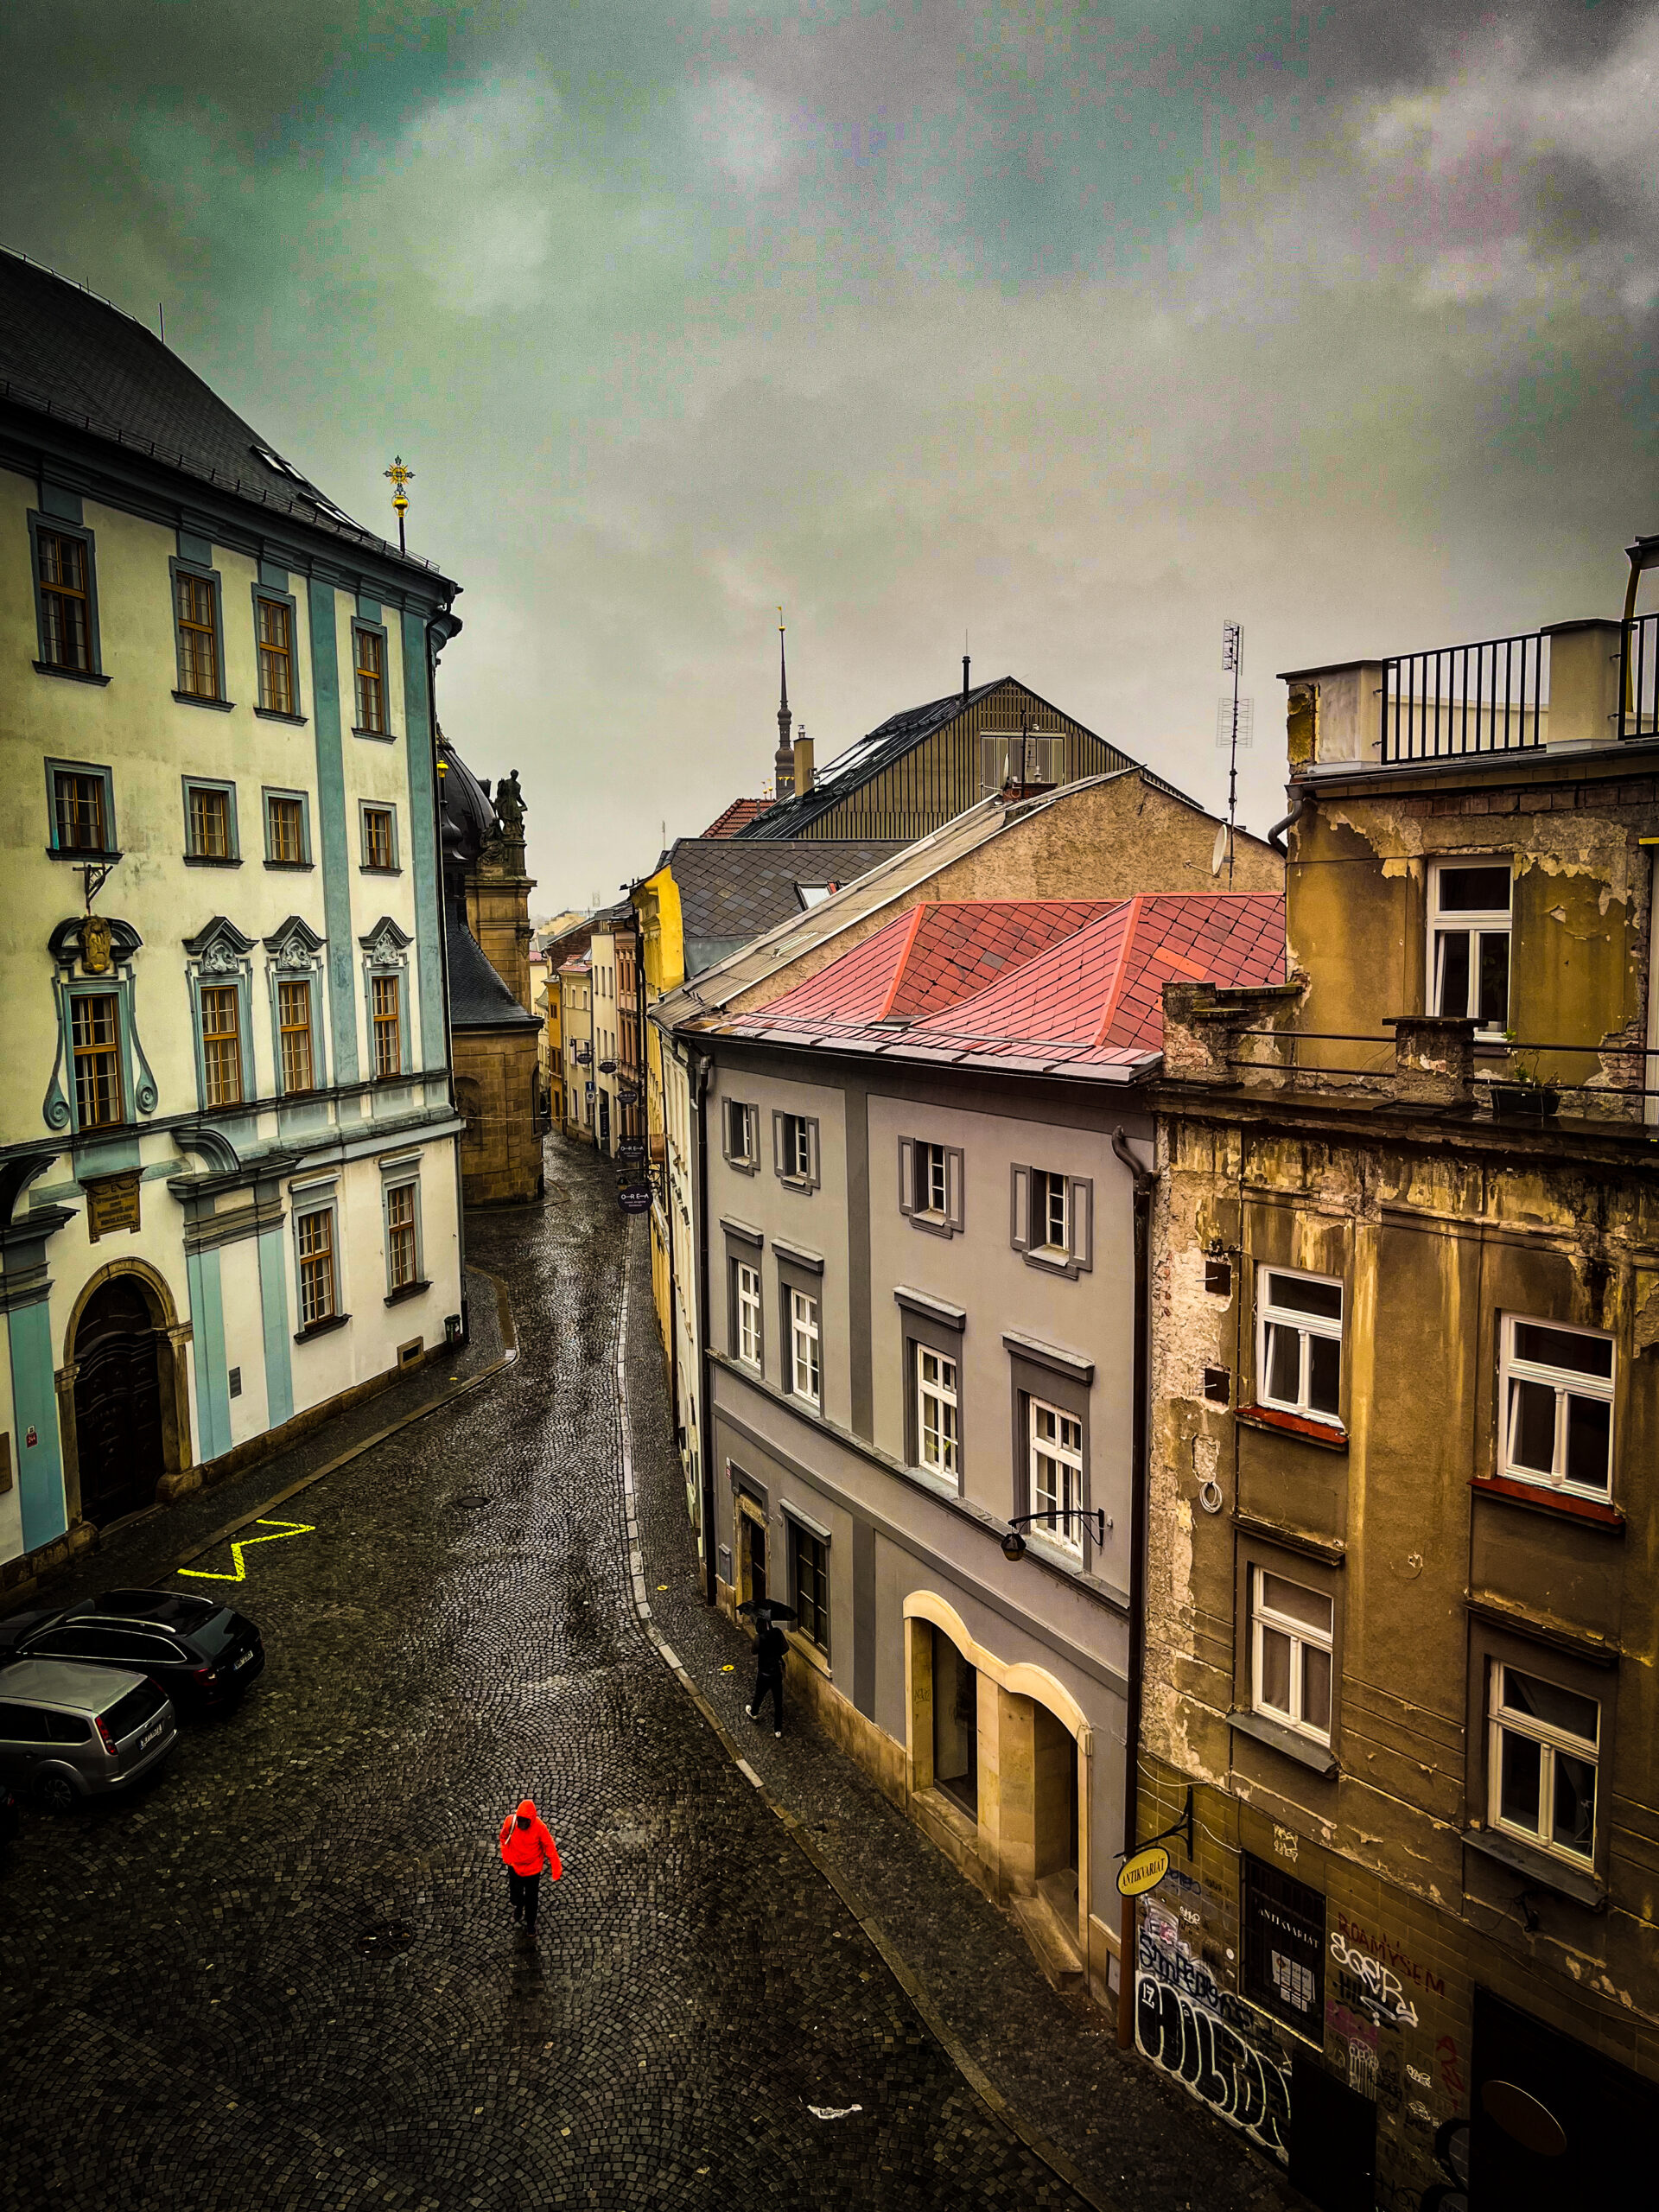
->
[2, 1140, 1090, 2211]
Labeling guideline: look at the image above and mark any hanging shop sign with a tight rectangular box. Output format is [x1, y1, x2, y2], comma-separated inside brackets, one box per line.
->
[618, 1185, 653, 1215]
[617, 1140, 645, 1163]
[1117, 1844, 1171, 1898]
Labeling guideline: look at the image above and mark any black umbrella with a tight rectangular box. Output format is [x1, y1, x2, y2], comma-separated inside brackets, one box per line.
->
[737, 1598, 798, 1621]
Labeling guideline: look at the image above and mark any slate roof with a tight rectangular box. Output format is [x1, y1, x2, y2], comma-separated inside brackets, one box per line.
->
[667, 837, 905, 977]
[702, 798, 774, 838]
[731, 681, 1007, 838]
[445, 917, 542, 1031]
[0, 249, 448, 582]
[725, 893, 1285, 1079]
[728, 677, 1197, 841]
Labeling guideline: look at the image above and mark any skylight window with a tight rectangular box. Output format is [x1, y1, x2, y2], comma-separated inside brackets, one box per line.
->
[251, 443, 307, 483]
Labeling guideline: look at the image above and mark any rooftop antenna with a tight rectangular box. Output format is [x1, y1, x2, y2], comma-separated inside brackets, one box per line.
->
[158, 302, 164, 346]
[385, 454, 415, 554]
[963, 624, 970, 703]
[1217, 620, 1253, 889]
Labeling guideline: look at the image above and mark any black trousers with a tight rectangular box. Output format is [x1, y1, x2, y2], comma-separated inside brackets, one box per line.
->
[509, 1869, 542, 1928]
[751, 1666, 784, 1730]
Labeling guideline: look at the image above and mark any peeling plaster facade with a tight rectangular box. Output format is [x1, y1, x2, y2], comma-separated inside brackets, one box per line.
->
[1135, 680, 1659, 2203]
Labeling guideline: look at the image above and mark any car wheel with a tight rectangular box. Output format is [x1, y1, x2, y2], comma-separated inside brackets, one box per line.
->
[35, 1772, 79, 1815]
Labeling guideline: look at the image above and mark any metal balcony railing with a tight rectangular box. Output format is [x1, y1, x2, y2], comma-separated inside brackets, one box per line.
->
[1380, 632, 1548, 762]
[1619, 611, 1659, 741]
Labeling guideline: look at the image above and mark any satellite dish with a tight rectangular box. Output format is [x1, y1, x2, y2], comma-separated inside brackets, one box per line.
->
[1211, 823, 1230, 877]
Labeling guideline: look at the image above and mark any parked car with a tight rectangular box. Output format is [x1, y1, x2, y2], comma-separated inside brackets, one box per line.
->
[0, 1661, 176, 1812]
[0, 1588, 264, 1713]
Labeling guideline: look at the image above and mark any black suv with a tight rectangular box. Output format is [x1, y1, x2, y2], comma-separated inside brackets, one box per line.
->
[0, 1590, 264, 1713]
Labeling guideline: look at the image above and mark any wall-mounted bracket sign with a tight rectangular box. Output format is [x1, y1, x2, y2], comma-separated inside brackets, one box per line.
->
[1116, 1785, 1195, 1897]
[1117, 1844, 1171, 1897]
[619, 1185, 652, 1215]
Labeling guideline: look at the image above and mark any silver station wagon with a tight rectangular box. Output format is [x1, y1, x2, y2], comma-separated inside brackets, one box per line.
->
[0, 1660, 177, 1813]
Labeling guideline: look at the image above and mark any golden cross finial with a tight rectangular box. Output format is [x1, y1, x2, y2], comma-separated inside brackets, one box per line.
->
[385, 454, 415, 551]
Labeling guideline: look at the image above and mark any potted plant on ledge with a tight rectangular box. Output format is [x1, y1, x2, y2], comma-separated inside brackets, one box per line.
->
[1488, 1033, 1561, 1118]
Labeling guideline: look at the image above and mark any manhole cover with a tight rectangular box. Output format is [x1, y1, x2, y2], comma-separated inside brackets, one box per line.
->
[357, 1921, 415, 1956]
[447, 1492, 492, 1513]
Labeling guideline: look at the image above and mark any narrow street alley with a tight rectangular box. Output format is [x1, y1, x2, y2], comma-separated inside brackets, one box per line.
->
[1, 1134, 1293, 2211]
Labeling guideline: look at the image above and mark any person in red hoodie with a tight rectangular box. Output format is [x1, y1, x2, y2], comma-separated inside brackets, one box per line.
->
[499, 1798, 562, 1935]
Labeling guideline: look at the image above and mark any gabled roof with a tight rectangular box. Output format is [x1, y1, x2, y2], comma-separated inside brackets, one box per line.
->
[445, 917, 542, 1030]
[724, 892, 1285, 1079]
[753, 899, 1119, 1027]
[731, 676, 1190, 840]
[664, 836, 906, 978]
[656, 770, 1153, 1030]
[702, 797, 775, 838]
[0, 249, 448, 583]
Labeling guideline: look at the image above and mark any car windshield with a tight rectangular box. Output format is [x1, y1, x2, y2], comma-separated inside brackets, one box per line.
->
[103, 1681, 169, 1736]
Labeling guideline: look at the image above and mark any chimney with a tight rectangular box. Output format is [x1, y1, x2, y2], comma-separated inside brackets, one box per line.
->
[793, 723, 814, 797]
[962, 652, 970, 703]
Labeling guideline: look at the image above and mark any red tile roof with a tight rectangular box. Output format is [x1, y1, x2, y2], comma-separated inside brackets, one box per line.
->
[753, 899, 1117, 1027]
[702, 797, 775, 838]
[728, 892, 1284, 1076]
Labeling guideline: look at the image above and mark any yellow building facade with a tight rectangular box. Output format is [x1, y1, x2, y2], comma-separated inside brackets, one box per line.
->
[1, 254, 465, 1592]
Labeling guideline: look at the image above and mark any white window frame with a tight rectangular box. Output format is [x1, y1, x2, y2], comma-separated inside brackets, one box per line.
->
[1028, 1395, 1084, 1560]
[725, 1098, 757, 1168]
[383, 1175, 423, 1295]
[1487, 1660, 1599, 1869]
[1430, 859, 1512, 1039]
[1031, 1168, 1068, 1257]
[779, 1113, 812, 1182]
[918, 1140, 949, 1217]
[1255, 1265, 1344, 1428]
[790, 1287, 821, 1406]
[1250, 1566, 1334, 1745]
[736, 1261, 762, 1369]
[296, 1203, 339, 1331]
[915, 1345, 959, 1482]
[1499, 1315, 1615, 1501]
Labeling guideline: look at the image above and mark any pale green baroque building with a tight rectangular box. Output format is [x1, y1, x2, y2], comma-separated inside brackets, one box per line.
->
[0, 250, 467, 1588]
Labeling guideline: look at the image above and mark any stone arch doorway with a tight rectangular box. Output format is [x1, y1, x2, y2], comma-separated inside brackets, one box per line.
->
[60, 1262, 189, 1528]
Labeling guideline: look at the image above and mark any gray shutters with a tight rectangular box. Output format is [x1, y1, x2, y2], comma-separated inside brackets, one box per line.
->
[1067, 1177, 1093, 1272]
[1010, 1163, 1031, 1254]
[899, 1135, 916, 1217]
[946, 1146, 965, 1231]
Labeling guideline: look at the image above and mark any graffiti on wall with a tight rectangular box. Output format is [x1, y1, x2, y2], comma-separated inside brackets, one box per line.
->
[1135, 1906, 1293, 2162]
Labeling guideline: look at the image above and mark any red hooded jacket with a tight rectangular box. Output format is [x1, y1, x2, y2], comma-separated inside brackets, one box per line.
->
[499, 1799, 562, 1878]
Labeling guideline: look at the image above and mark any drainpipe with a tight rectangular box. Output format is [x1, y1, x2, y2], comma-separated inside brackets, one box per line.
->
[1265, 790, 1306, 856]
[427, 607, 468, 1340]
[690, 1045, 717, 1606]
[1111, 1125, 1158, 2049]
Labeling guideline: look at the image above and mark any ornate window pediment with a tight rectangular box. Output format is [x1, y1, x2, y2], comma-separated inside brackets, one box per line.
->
[42, 914, 156, 1132]
[183, 916, 257, 976]
[264, 914, 326, 970]
[48, 913, 143, 977]
[359, 915, 412, 970]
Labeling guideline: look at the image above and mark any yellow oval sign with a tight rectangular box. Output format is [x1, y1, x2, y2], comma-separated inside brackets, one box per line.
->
[1117, 1844, 1171, 1897]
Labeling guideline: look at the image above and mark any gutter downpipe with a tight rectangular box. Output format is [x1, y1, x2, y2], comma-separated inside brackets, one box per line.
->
[691, 1044, 717, 1606]
[428, 607, 468, 1340]
[1111, 1124, 1159, 2050]
[1265, 789, 1306, 856]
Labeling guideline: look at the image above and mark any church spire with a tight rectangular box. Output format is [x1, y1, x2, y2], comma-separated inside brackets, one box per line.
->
[773, 605, 796, 799]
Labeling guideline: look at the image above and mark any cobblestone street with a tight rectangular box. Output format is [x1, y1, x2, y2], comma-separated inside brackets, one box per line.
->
[1, 1135, 1294, 2211]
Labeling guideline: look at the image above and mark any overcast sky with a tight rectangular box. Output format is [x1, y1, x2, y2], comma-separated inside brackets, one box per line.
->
[7, 3, 1656, 912]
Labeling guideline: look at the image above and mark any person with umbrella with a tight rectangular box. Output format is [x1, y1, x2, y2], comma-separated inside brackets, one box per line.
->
[740, 1597, 793, 1737]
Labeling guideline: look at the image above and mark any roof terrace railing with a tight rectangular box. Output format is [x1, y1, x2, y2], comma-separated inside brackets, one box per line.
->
[1619, 611, 1659, 741]
[1380, 632, 1548, 762]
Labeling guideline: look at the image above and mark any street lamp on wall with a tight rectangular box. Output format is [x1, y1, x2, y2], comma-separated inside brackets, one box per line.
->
[1001, 1507, 1108, 1560]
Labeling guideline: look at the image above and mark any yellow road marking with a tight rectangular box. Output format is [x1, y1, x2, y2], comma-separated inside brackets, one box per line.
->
[178, 1516, 315, 1583]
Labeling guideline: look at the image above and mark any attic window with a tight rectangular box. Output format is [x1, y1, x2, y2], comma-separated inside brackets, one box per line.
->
[796, 885, 833, 909]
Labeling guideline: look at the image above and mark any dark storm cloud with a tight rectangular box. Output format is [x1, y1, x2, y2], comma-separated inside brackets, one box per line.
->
[4, 3, 1656, 900]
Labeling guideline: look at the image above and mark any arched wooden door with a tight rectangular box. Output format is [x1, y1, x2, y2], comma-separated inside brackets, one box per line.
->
[73, 1277, 164, 1522]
